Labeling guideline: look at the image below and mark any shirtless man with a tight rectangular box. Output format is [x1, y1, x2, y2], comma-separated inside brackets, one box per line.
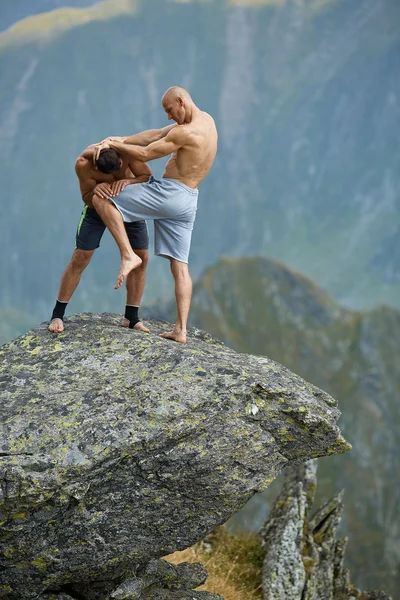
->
[92, 87, 218, 343]
[48, 124, 176, 334]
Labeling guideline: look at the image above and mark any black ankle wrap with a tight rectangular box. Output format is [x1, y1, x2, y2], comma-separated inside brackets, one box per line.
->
[51, 300, 68, 321]
[125, 305, 140, 329]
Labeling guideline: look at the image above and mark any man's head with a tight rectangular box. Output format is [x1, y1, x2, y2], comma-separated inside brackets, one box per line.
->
[95, 148, 122, 174]
[162, 86, 192, 124]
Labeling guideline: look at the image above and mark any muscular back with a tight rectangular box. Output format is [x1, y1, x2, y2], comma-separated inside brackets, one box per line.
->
[163, 112, 218, 189]
[76, 145, 151, 207]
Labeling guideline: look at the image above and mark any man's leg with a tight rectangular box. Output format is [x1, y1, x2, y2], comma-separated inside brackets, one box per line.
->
[122, 249, 150, 333]
[92, 194, 142, 289]
[48, 249, 94, 333]
[160, 258, 192, 344]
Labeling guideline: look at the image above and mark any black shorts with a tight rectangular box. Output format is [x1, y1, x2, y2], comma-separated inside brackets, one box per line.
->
[75, 206, 149, 251]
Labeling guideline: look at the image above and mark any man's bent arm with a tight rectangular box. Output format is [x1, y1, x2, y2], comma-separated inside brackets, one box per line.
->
[127, 159, 153, 179]
[122, 124, 176, 146]
[117, 174, 151, 185]
[75, 156, 98, 208]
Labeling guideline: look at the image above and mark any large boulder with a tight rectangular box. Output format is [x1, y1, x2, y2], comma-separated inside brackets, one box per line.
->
[63, 558, 222, 600]
[0, 314, 350, 599]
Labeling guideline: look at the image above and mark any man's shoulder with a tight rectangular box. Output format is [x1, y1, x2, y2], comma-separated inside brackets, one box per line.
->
[168, 124, 191, 140]
[75, 155, 92, 176]
[75, 155, 90, 168]
[169, 124, 202, 149]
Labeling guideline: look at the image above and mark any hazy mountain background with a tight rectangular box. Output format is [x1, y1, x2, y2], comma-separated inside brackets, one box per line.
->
[0, 0, 399, 595]
[0, 0, 399, 331]
[177, 256, 400, 594]
[0, 0, 99, 33]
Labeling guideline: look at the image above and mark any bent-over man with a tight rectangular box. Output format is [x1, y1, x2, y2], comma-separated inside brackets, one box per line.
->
[92, 87, 218, 344]
[48, 124, 175, 333]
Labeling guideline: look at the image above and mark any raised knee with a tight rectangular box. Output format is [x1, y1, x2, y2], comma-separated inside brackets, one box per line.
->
[91, 193, 105, 209]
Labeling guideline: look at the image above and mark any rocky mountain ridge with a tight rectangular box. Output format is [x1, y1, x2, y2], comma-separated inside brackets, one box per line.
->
[0, 0, 399, 322]
[185, 256, 400, 595]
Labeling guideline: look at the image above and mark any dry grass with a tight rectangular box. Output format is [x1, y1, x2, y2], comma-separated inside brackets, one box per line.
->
[164, 527, 264, 600]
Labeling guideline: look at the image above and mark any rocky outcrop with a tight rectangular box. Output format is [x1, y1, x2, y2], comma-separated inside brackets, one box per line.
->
[260, 461, 392, 600]
[189, 255, 400, 596]
[52, 559, 222, 600]
[108, 559, 221, 600]
[0, 314, 350, 599]
[40, 595, 74, 600]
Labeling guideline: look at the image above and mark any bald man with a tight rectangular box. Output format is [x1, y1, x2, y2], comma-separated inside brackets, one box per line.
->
[92, 87, 218, 343]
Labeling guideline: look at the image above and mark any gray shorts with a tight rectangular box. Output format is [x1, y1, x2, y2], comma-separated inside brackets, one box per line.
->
[110, 176, 198, 263]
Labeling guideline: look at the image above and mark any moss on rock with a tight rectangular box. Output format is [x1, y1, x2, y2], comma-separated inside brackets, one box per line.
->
[0, 315, 350, 599]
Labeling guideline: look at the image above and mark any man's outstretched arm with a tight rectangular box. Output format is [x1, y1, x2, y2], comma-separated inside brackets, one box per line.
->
[103, 127, 189, 163]
[101, 124, 177, 149]
[122, 124, 177, 146]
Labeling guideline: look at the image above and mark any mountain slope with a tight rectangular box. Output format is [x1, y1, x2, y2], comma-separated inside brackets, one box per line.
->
[0, 0, 99, 33]
[187, 255, 400, 595]
[0, 0, 399, 314]
[0, 308, 37, 346]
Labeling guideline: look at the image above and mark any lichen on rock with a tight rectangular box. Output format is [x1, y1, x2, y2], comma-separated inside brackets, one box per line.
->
[259, 461, 392, 600]
[0, 314, 350, 599]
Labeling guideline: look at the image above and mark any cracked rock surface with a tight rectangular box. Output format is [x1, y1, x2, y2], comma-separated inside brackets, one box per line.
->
[0, 314, 350, 599]
[109, 558, 222, 599]
[260, 461, 392, 600]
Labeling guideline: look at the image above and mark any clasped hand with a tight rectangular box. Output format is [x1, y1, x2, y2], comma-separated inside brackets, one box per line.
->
[93, 136, 124, 162]
[94, 179, 133, 200]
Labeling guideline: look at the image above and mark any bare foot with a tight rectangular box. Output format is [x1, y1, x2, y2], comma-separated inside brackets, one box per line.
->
[115, 255, 142, 290]
[160, 328, 187, 344]
[121, 319, 150, 333]
[48, 318, 64, 333]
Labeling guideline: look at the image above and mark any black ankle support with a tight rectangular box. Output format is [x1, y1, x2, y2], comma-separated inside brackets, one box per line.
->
[51, 300, 68, 321]
[125, 305, 140, 329]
